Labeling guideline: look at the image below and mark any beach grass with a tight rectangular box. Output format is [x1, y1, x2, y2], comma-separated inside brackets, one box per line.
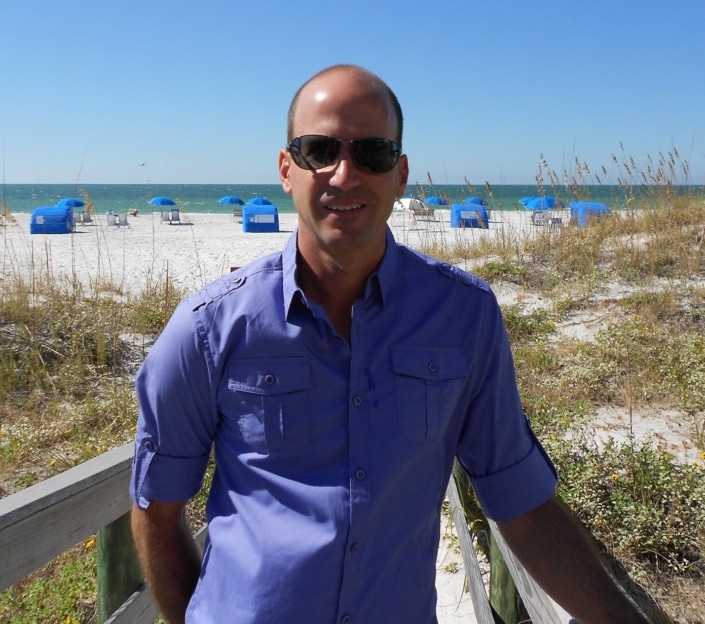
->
[1, 155, 705, 621]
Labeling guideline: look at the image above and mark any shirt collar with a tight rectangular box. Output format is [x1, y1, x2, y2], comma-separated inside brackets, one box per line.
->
[282, 227, 399, 319]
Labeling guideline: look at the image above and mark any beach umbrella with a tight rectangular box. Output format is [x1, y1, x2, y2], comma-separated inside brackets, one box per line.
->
[56, 197, 85, 208]
[219, 195, 245, 205]
[463, 196, 487, 206]
[246, 197, 273, 205]
[425, 196, 447, 206]
[522, 196, 563, 210]
[148, 196, 176, 206]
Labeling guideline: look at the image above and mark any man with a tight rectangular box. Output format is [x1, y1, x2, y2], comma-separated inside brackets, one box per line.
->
[130, 64, 650, 623]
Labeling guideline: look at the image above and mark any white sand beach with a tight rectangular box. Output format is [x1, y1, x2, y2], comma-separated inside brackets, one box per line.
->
[0, 208, 546, 296]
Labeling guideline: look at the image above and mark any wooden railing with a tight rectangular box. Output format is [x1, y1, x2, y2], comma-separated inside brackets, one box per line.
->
[0, 445, 669, 624]
[0, 443, 163, 624]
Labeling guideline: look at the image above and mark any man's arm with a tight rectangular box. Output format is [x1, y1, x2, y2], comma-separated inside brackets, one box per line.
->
[131, 500, 202, 624]
[496, 495, 651, 624]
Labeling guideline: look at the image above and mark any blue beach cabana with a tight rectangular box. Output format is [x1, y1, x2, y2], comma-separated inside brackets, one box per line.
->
[569, 201, 611, 227]
[242, 202, 279, 233]
[451, 203, 488, 228]
[30, 205, 74, 234]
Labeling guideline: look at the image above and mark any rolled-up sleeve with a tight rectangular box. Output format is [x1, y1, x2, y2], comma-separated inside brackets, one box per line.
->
[129, 296, 218, 509]
[456, 290, 558, 522]
[468, 427, 557, 522]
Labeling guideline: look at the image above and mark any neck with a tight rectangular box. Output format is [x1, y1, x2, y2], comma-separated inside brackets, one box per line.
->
[296, 250, 378, 342]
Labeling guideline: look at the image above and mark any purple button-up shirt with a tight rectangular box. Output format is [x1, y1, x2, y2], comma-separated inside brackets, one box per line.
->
[130, 227, 557, 623]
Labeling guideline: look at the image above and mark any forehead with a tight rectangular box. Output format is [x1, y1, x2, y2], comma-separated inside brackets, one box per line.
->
[292, 71, 397, 138]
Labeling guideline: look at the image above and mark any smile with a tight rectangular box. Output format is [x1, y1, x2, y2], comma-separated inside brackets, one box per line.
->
[327, 205, 362, 211]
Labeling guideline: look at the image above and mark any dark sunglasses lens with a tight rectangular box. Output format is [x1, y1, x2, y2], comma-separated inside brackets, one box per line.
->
[294, 136, 341, 170]
[351, 138, 399, 173]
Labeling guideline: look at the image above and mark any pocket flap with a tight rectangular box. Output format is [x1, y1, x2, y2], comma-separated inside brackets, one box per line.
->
[390, 346, 467, 381]
[227, 357, 311, 395]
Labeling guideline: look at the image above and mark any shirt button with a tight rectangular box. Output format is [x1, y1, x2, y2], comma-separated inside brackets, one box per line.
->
[341, 615, 352, 624]
[352, 395, 362, 406]
[428, 361, 437, 373]
[355, 469, 366, 481]
[264, 374, 275, 385]
[350, 542, 359, 554]
[144, 440, 155, 452]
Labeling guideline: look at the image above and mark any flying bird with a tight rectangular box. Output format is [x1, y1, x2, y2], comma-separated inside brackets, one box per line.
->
[138, 162, 147, 166]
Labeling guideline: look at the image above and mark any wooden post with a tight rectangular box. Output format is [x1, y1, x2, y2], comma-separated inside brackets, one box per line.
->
[489, 530, 530, 624]
[97, 512, 143, 624]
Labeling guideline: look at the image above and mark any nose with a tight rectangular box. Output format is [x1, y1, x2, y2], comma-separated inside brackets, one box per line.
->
[328, 145, 361, 190]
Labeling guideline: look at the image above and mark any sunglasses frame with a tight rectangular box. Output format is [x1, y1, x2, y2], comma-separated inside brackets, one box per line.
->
[286, 134, 401, 174]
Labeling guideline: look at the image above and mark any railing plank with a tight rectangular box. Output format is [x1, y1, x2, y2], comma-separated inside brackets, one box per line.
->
[488, 518, 575, 624]
[103, 586, 158, 624]
[446, 478, 496, 624]
[0, 443, 133, 592]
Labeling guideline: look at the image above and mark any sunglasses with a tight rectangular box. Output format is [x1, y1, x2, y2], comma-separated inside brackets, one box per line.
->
[286, 135, 401, 174]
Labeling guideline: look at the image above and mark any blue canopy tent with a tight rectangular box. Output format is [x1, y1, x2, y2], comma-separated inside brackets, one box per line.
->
[243, 203, 279, 232]
[451, 204, 488, 228]
[30, 205, 74, 234]
[569, 201, 611, 227]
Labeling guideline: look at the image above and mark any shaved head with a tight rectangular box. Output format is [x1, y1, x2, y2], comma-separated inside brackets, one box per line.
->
[286, 64, 404, 148]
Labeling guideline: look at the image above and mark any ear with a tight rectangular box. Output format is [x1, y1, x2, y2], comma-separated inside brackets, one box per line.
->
[279, 149, 293, 195]
[396, 153, 409, 198]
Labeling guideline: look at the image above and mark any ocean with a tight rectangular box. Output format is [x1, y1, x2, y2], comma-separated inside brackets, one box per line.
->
[1, 183, 699, 215]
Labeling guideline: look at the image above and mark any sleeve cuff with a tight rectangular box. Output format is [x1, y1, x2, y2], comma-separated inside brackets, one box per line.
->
[469, 441, 558, 522]
[130, 442, 210, 509]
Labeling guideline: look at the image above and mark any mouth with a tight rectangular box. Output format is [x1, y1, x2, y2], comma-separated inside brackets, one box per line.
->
[326, 204, 363, 212]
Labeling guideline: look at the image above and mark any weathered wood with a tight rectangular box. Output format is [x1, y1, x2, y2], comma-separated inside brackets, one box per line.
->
[97, 513, 143, 623]
[102, 586, 158, 624]
[446, 477, 496, 624]
[489, 529, 530, 624]
[102, 522, 209, 624]
[0, 443, 133, 592]
[488, 518, 574, 624]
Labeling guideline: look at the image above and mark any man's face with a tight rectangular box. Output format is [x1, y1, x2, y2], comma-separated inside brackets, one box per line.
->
[279, 70, 409, 263]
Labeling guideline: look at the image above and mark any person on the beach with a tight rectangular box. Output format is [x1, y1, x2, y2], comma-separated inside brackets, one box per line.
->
[129, 64, 651, 624]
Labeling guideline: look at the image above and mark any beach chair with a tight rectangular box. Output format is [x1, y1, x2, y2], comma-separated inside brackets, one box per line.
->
[106, 212, 118, 226]
[169, 209, 181, 225]
[410, 204, 435, 221]
[160, 210, 171, 224]
[531, 210, 549, 226]
[117, 213, 129, 227]
[232, 206, 243, 222]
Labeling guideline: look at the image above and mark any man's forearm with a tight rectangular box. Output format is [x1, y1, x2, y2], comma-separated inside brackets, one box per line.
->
[497, 497, 651, 624]
[131, 502, 202, 624]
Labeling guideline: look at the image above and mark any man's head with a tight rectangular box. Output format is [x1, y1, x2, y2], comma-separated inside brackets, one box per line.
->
[279, 65, 409, 266]
[286, 64, 404, 148]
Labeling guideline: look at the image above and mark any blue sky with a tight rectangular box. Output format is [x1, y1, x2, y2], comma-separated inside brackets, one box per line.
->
[2, 1, 704, 186]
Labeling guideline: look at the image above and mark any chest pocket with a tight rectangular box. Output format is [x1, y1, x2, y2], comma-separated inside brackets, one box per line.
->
[223, 357, 311, 454]
[391, 347, 468, 442]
